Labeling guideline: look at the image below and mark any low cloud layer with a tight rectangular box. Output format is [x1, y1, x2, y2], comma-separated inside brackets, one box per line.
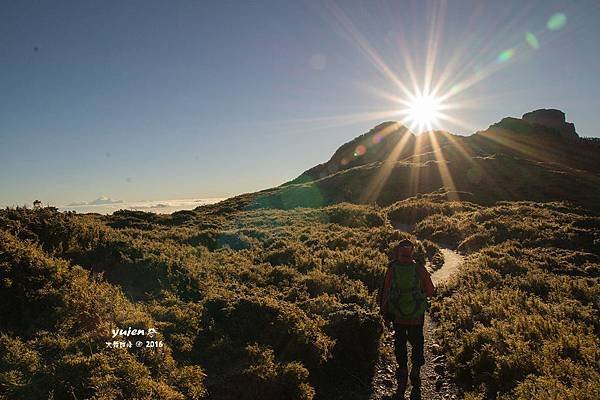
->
[67, 196, 124, 206]
[60, 197, 224, 215]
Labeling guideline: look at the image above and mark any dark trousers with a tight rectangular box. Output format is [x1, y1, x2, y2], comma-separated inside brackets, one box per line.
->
[393, 323, 425, 369]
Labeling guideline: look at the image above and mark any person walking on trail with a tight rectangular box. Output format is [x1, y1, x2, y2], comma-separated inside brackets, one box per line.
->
[378, 239, 436, 400]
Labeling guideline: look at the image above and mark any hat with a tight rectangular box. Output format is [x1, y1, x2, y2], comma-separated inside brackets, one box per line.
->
[393, 239, 414, 258]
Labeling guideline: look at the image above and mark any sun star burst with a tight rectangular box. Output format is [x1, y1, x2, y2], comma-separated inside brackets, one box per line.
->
[402, 93, 444, 133]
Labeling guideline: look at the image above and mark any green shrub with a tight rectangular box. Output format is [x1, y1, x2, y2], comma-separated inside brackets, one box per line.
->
[322, 203, 385, 228]
[321, 307, 383, 388]
[387, 196, 479, 226]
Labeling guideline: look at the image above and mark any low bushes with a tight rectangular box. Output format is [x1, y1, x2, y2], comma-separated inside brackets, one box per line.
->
[0, 230, 206, 399]
[430, 208, 600, 399]
[4, 197, 594, 399]
[0, 204, 401, 398]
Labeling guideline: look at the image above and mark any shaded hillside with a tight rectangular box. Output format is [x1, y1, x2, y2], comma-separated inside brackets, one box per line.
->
[239, 110, 600, 212]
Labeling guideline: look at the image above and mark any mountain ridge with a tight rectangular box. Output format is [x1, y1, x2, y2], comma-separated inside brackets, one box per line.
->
[293, 108, 596, 183]
[208, 108, 600, 213]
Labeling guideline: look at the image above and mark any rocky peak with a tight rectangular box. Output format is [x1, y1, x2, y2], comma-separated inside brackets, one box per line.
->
[521, 109, 578, 140]
[484, 109, 579, 141]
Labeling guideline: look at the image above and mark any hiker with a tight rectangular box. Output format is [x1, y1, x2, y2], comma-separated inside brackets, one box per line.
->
[378, 239, 435, 400]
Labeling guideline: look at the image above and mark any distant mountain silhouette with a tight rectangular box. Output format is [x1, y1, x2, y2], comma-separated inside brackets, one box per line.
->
[206, 109, 600, 212]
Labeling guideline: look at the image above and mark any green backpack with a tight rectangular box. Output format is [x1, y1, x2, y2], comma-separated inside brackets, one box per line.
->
[388, 260, 427, 320]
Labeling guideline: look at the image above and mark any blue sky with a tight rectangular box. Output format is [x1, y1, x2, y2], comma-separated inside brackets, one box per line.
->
[1, 0, 599, 207]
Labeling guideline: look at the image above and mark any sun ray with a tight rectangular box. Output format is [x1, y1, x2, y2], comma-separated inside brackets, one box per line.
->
[260, 109, 406, 137]
[327, 2, 413, 98]
[474, 127, 567, 164]
[354, 82, 406, 104]
[428, 1, 546, 104]
[395, 28, 423, 96]
[435, 112, 479, 133]
[360, 124, 413, 203]
[440, 131, 519, 201]
[407, 131, 425, 197]
[423, 0, 447, 96]
[427, 130, 459, 200]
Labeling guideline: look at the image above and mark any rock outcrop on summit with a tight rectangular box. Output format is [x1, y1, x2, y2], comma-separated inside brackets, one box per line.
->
[485, 108, 579, 141]
[522, 108, 578, 140]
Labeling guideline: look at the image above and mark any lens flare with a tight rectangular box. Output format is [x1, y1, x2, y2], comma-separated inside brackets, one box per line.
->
[354, 144, 367, 156]
[547, 13, 567, 30]
[526, 32, 540, 49]
[497, 48, 516, 63]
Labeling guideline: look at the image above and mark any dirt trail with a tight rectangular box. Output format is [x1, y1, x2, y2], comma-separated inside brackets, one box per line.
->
[431, 249, 463, 286]
[369, 247, 464, 400]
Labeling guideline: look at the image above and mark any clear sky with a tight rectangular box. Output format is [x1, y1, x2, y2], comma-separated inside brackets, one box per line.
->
[1, 0, 599, 207]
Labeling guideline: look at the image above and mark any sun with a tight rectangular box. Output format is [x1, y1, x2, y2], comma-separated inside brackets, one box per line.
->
[403, 93, 443, 133]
